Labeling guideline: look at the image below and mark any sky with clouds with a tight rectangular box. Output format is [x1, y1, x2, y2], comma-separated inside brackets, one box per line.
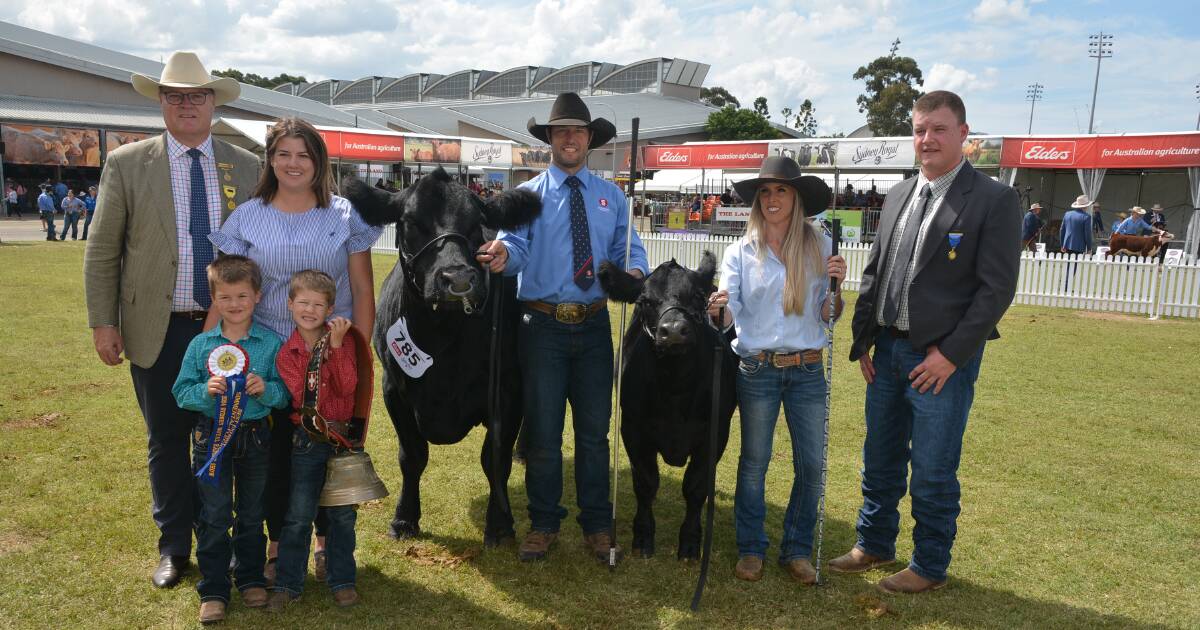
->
[4, 0, 1199, 135]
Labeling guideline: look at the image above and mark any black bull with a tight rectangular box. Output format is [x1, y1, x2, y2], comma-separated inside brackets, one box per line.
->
[599, 251, 737, 559]
[343, 169, 541, 545]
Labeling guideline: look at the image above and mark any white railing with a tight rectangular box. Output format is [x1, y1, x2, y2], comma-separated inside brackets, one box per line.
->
[374, 231, 1200, 318]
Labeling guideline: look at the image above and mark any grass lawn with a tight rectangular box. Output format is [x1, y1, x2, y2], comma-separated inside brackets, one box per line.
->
[0, 242, 1197, 629]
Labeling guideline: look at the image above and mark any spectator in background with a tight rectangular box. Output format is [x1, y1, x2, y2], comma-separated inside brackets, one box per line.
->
[37, 186, 57, 240]
[53, 179, 68, 210]
[81, 186, 98, 240]
[1060, 195, 1094, 255]
[4, 181, 19, 218]
[1110, 212, 1126, 236]
[60, 189, 85, 240]
[1147, 204, 1167, 230]
[1021, 203, 1044, 251]
[1091, 203, 1104, 236]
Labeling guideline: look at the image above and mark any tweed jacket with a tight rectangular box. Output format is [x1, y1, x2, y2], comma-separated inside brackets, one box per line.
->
[84, 133, 261, 368]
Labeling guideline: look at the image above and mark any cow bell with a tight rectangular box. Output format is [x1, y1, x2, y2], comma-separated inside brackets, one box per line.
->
[318, 451, 389, 507]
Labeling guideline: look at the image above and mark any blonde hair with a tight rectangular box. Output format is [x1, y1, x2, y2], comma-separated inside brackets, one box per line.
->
[288, 269, 336, 304]
[745, 192, 824, 316]
[207, 255, 262, 294]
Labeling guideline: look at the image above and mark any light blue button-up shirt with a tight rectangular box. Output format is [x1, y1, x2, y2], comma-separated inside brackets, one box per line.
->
[499, 165, 648, 303]
[720, 231, 834, 357]
[1115, 216, 1153, 236]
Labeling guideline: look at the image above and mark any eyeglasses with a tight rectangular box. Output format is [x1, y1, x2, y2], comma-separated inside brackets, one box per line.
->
[161, 91, 211, 106]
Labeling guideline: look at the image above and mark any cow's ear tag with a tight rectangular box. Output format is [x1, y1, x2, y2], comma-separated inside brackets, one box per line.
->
[522, 313, 532, 325]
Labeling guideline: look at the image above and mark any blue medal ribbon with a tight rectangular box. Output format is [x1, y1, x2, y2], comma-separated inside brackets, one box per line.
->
[196, 373, 248, 486]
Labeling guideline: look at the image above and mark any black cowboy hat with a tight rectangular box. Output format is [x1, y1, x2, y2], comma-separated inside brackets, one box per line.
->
[527, 92, 617, 150]
[733, 156, 831, 217]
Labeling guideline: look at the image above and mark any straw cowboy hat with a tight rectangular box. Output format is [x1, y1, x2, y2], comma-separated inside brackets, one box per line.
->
[1130, 206, 1146, 216]
[732, 155, 831, 217]
[1030, 202, 1043, 210]
[132, 52, 240, 106]
[526, 92, 616, 149]
[1150, 203, 1164, 211]
[1070, 195, 1094, 209]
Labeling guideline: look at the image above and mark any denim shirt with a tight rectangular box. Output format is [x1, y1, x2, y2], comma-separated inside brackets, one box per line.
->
[720, 231, 834, 358]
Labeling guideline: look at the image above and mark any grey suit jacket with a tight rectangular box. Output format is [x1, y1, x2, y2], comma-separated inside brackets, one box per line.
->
[83, 133, 261, 368]
[850, 161, 1022, 367]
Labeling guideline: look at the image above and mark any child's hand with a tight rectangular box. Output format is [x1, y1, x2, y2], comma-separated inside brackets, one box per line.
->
[328, 317, 352, 348]
[245, 373, 265, 396]
[206, 375, 227, 397]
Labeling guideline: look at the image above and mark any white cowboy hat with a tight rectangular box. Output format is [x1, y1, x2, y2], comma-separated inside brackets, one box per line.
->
[131, 51, 240, 106]
[1029, 202, 1042, 210]
[1130, 206, 1146, 216]
[1150, 203, 1164, 211]
[1070, 195, 1094, 208]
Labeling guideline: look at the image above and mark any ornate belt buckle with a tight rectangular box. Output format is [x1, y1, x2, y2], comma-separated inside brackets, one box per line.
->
[555, 302, 586, 324]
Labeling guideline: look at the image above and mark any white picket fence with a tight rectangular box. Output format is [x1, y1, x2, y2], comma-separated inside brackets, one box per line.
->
[374, 230, 1200, 318]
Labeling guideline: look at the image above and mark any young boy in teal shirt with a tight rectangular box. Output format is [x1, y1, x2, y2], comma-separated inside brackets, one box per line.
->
[172, 255, 288, 625]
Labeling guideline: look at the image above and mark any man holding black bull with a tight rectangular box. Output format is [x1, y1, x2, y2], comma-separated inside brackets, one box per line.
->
[832, 90, 1021, 593]
[477, 92, 648, 564]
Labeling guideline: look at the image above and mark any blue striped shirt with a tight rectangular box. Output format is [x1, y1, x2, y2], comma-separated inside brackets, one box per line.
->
[498, 165, 648, 303]
[209, 195, 382, 340]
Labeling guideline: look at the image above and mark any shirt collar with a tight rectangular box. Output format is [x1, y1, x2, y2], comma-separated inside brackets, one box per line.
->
[215, 321, 262, 344]
[548, 163, 592, 191]
[917, 157, 966, 197]
[166, 131, 215, 160]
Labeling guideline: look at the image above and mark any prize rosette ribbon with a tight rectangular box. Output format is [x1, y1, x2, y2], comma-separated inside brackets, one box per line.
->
[196, 343, 250, 486]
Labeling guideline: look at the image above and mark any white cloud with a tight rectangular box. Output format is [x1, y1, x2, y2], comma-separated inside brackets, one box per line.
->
[972, 0, 1029, 22]
[925, 62, 996, 95]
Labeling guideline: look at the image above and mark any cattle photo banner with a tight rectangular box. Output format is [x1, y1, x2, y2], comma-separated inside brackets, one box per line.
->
[513, 145, 551, 169]
[768, 140, 838, 168]
[105, 130, 154, 154]
[2, 124, 101, 167]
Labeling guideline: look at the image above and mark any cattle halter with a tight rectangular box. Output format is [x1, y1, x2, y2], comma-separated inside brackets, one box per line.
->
[398, 231, 488, 314]
[639, 303, 705, 343]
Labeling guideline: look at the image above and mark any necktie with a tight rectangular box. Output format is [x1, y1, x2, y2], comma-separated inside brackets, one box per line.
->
[187, 148, 213, 309]
[882, 183, 932, 327]
[566, 175, 594, 290]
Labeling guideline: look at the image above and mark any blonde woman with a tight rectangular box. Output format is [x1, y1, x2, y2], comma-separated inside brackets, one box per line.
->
[707, 156, 845, 583]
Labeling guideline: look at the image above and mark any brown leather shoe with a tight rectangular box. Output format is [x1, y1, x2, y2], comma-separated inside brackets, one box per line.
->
[828, 547, 895, 573]
[877, 567, 947, 594]
[263, 557, 277, 588]
[518, 530, 558, 562]
[734, 555, 764, 581]
[333, 586, 360, 608]
[242, 586, 268, 608]
[583, 531, 623, 564]
[199, 600, 226, 625]
[782, 557, 816, 585]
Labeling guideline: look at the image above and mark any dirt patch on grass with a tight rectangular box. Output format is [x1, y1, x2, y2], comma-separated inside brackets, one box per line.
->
[3, 412, 62, 430]
[1076, 311, 1177, 323]
[401, 543, 480, 568]
[0, 530, 35, 556]
[855, 592, 899, 618]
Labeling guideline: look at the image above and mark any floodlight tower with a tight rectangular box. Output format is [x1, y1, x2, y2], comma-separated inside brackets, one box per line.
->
[1026, 83, 1043, 134]
[1087, 32, 1112, 134]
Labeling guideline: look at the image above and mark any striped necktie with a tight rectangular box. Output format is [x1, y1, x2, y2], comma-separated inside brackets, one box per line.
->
[565, 175, 594, 290]
[187, 148, 212, 309]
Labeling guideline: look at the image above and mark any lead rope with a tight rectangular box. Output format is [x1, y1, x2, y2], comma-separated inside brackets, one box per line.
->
[814, 218, 841, 585]
[690, 306, 724, 611]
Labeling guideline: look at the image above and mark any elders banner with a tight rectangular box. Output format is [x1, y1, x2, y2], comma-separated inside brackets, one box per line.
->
[1001, 134, 1200, 169]
[319, 130, 406, 161]
[642, 143, 768, 169]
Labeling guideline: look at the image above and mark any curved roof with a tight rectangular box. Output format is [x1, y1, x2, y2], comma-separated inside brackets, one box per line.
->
[298, 80, 334, 104]
[593, 58, 665, 94]
[333, 77, 376, 105]
[529, 62, 594, 97]
[473, 67, 533, 99]
[422, 70, 475, 101]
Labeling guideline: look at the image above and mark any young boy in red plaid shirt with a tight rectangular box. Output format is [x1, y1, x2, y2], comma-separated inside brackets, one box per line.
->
[269, 270, 360, 609]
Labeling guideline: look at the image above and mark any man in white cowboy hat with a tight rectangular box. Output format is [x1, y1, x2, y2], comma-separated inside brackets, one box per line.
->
[1147, 203, 1167, 229]
[1022, 202, 1045, 251]
[1060, 195, 1094, 254]
[476, 92, 648, 564]
[1115, 206, 1164, 237]
[83, 52, 261, 608]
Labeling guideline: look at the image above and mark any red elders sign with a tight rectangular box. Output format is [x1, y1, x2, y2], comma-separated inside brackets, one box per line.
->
[643, 143, 768, 169]
[1001, 134, 1200, 169]
[318, 130, 406, 161]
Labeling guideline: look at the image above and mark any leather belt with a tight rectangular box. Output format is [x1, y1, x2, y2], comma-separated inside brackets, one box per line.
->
[172, 310, 208, 321]
[754, 349, 822, 368]
[884, 326, 909, 339]
[524, 300, 607, 325]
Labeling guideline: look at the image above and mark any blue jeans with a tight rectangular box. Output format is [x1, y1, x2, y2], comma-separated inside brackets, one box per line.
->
[274, 426, 357, 596]
[60, 211, 80, 239]
[41, 211, 55, 240]
[191, 417, 271, 603]
[518, 306, 613, 534]
[81, 212, 93, 239]
[733, 355, 826, 562]
[855, 330, 984, 582]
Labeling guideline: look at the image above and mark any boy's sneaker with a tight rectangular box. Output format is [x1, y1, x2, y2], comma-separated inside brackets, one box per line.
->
[333, 586, 360, 608]
[199, 600, 226, 625]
